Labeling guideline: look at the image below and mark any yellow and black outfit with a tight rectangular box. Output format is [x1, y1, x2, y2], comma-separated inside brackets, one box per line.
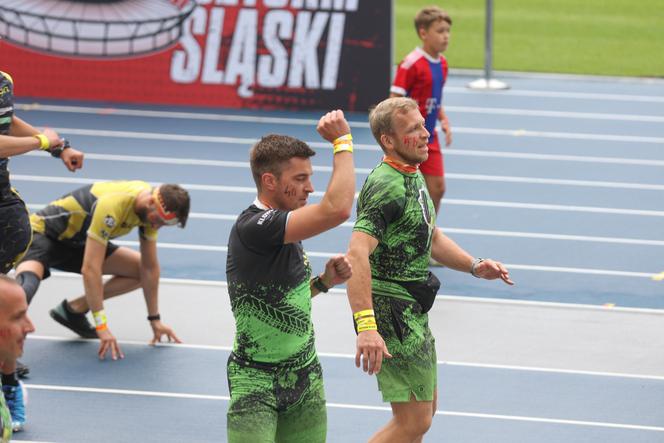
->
[0, 70, 32, 274]
[21, 181, 158, 278]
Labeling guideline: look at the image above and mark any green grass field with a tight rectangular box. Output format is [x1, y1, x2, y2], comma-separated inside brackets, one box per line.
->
[395, 0, 664, 77]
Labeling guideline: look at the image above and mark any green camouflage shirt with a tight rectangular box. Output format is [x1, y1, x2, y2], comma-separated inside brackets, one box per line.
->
[354, 161, 436, 300]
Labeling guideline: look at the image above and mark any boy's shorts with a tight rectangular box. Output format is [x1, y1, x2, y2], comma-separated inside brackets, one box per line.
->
[373, 294, 437, 403]
[420, 136, 445, 177]
[226, 354, 327, 443]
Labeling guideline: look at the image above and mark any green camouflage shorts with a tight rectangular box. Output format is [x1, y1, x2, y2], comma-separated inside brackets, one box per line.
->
[373, 294, 437, 402]
[226, 354, 327, 443]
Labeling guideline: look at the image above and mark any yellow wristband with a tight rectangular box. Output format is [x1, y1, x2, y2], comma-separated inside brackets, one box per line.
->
[356, 318, 377, 328]
[357, 323, 378, 332]
[333, 143, 353, 154]
[333, 134, 352, 144]
[34, 133, 50, 151]
[353, 309, 375, 321]
[92, 309, 107, 328]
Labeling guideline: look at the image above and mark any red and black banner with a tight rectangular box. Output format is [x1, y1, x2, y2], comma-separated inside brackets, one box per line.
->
[0, 0, 392, 111]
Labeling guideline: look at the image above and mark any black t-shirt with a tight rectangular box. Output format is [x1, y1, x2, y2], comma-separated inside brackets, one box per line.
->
[226, 202, 315, 365]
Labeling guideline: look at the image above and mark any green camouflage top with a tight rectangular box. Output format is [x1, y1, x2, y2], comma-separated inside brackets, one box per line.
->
[226, 200, 315, 367]
[0, 381, 11, 443]
[354, 161, 436, 300]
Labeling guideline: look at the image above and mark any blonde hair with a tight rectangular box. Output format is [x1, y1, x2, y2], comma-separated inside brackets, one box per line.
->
[414, 6, 452, 32]
[369, 97, 419, 152]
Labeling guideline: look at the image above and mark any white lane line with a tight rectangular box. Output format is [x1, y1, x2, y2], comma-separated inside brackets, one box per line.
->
[27, 383, 227, 401]
[28, 334, 664, 380]
[435, 411, 664, 433]
[446, 199, 664, 217]
[447, 173, 664, 191]
[447, 149, 664, 167]
[24, 383, 664, 432]
[96, 239, 657, 278]
[24, 204, 664, 247]
[441, 228, 664, 247]
[23, 152, 664, 193]
[16, 176, 664, 217]
[446, 105, 664, 123]
[441, 361, 664, 382]
[25, 148, 664, 170]
[44, 274, 664, 315]
[452, 127, 664, 144]
[22, 381, 664, 431]
[445, 86, 664, 103]
[17, 102, 664, 123]
[52, 126, 664, 146]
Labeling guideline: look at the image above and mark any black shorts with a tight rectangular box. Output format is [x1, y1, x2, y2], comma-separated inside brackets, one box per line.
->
[20, 232, 119, 279]
[0, 193, 32, 274]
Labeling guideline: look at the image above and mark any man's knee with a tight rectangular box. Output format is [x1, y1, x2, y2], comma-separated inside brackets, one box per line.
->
[16, 265, 44, 304]
[394, 407, 433, 438]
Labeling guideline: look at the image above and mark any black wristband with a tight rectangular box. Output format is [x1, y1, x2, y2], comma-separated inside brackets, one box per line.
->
[147, 314, 161, 321]
[311, 275, 329, 293]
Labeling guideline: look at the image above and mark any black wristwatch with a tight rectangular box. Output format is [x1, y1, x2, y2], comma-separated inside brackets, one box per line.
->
[147, 314, 161, 321]
[311, 275, 329, 293]
[50, 138, 71, 158]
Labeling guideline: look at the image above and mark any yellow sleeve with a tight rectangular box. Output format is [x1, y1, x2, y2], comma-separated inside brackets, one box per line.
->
[86, 197, 123, 245]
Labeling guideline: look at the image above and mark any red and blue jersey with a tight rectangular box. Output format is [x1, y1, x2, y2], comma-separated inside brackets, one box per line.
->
[391, 47, 448, 144]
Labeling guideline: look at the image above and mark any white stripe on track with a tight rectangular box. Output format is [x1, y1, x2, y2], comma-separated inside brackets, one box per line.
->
[17, 102, 664, 123]
[445, 86, 664, 103]
[27, 204, 662, 247]
[446, 105, 664, 123]
[16, 176, 664, 217]
[13, 166, 664, 191]
[28, 333, 664, 379]
[51, 125, 664, 145]
[90, 239, 656, 278]
[25, 148, 664, 169]
[23, 382, 664, 432]
[23, 151, 664, 191]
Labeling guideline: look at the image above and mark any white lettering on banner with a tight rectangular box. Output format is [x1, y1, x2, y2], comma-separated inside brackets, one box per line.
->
[188, 0, 357, 9]
[170, 7, 207, 82]
[225, 9, 258, 97]
[171, 5, 352, 96]
[321, 12, 344, 89]
[288, 11, 328, 89]
[201, 8, 225, 83]
[258, 10, 293, 87]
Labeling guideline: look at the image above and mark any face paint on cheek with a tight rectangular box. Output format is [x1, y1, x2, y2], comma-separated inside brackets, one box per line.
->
[403, 136, 413, 147]
[284, 185, 296, 197]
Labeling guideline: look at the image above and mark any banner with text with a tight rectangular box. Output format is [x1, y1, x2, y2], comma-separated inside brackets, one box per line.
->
[0, 0, 392, 111]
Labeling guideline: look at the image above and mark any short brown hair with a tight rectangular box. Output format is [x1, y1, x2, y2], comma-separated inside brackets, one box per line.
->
[250, 134, 316, 191]
[159, 184, 190, 228]
[414, 6, 452, 32]
[369, 97, 419, 152]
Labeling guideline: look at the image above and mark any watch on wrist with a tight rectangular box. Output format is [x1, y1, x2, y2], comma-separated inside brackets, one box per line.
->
[50, 138, 71, 158]
[312, 275, 329, 293]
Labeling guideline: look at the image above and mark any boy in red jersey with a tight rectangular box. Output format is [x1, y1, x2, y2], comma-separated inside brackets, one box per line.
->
[390, 6, 452, 215]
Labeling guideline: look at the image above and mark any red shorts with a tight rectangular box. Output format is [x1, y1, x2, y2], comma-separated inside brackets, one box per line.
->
[419, 135, 444, 177]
